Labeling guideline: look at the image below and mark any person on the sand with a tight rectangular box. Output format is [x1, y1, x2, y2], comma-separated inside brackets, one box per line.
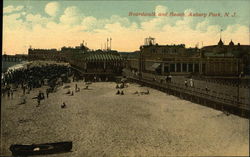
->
[46, 89, 49, 98]
[7, 90, 10, 98]
[22, 86, 26, 95]
[61, 102, 66, 108]
[116, 90, 120, 95]
[75, 84, 78, 92]
[10, 89, 14, 99]
[37, 98, 40, 107]
[121, 91, 124, 95]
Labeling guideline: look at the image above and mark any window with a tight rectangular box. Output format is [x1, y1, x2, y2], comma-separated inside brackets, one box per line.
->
[164, 66, 169, 72]
[188, 63, 193, 72]
[202, 64, 206, 73]
[176, 63, 181, 72]
[182, 63, 187, 72]
[194, 64, 199, 72]
[170, 64, 175, 72]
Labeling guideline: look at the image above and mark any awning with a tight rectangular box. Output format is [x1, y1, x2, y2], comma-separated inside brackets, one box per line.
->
[148, 63, 161, 71]
[152, 63, 161, 69]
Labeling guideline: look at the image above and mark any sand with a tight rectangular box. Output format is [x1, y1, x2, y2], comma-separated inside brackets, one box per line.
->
[1, 81, 249, 156]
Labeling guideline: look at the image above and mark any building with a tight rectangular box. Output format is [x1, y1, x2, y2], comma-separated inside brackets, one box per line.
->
[28, 42, 125, 79]
[126, 37, 249, 77]
[2, 54, 27, 72]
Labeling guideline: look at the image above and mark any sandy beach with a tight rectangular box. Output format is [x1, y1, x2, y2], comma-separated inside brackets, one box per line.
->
[1, 81, 249, 156]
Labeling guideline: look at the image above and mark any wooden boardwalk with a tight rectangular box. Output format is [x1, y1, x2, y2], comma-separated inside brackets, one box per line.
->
[127, 76, 250, 119]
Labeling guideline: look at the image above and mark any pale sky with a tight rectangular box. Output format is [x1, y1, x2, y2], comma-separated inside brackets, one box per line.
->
[3, 0, 250, 55]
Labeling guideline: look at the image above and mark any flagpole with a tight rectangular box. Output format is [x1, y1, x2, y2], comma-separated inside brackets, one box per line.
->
[220, 29, 223, 39]
[110, 38, 112, 50]
[107, 38, 109, 51]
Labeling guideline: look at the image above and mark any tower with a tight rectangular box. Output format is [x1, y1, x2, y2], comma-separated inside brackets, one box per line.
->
[218, 29, 224, 47]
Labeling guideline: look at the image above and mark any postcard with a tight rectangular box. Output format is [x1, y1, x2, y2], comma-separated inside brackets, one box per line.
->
[1, 0, 249, 156]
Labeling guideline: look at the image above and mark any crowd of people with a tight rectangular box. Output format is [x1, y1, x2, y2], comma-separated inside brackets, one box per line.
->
[1, 63, 71, 106]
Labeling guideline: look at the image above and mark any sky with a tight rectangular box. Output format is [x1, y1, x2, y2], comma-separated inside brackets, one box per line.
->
[3, 0, 250, 55]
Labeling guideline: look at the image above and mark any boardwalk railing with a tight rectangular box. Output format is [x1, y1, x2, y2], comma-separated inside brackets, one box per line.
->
[125, 71, 249, 118]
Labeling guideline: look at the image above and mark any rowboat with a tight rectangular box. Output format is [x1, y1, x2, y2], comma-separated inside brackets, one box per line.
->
[9, 141, 72, 156]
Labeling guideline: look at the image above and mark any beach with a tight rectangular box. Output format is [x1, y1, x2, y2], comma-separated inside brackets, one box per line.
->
[1, 81, 249, 156]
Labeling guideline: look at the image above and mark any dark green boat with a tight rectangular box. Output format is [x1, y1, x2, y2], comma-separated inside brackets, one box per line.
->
[9, 141, 72, 156]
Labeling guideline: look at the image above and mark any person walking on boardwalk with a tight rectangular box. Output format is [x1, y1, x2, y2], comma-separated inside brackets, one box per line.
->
[190, 78, 194, 87]
[184, 80, 188, 87]
[205, 85, 209, 92]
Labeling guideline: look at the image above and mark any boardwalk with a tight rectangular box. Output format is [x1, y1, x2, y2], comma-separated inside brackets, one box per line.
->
[123, 69, 250, 116]
[1, 81, 248, 156]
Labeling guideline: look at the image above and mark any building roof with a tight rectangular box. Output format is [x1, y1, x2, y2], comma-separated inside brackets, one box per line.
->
[84, 53, 123, 62]
[204, 52, 234, 57]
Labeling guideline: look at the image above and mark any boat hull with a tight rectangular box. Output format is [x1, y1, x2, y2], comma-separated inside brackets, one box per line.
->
[9, 141, 72, 156]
